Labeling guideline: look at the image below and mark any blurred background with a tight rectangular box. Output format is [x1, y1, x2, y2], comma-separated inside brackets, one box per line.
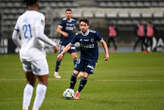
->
[0, 0, 164, 54]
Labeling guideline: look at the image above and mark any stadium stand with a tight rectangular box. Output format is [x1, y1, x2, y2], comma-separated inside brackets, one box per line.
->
[0, 0, 164, 53]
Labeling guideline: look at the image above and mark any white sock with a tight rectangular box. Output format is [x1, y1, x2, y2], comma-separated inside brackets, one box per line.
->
[23, 83, 34, 110]
[32, 84, 47, 110]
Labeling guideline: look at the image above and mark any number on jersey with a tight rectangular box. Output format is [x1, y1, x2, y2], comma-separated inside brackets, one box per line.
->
[22, 24, 32, 39]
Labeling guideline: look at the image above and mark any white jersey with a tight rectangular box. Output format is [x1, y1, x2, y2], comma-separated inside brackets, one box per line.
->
[12, 10, 56, 61]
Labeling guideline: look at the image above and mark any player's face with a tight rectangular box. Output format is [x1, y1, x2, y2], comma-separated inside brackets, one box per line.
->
[65, 11, 72, 20]
[79, 21, 89, 34]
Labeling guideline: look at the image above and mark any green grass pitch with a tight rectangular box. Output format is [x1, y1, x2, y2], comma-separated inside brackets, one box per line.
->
[0, 52, 164, 110]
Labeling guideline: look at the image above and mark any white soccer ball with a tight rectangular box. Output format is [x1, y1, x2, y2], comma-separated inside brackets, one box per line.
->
[63, 88, 75, 99]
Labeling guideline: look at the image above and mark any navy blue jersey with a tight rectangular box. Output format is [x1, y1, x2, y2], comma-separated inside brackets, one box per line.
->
[71, 29, 103, 62]
[59, 18, 76, 46]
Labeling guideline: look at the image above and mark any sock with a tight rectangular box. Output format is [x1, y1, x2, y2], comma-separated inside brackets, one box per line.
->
[78, 77, 88, 92]
[73, 58, 78, 66]
[70, 73, 77, 89]
[32, 84, 47, 110]
[55, 59, 61, 72]
[23, 83, 34, 110]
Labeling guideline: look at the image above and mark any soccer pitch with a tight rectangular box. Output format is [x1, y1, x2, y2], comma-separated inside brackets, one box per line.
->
[0, 52, 164, 110]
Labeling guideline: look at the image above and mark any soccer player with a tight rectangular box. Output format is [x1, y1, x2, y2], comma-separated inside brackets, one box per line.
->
[108, 23, 118, 52]
[54, 8, 78, 79]
[12, 0, 59, 110]
[133, 19, 147, 52]
[146, 21, 157, 52]
[58, 18, 109, 100]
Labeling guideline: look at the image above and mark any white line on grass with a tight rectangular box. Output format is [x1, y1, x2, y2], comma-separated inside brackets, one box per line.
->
[0, 78, 161, 82]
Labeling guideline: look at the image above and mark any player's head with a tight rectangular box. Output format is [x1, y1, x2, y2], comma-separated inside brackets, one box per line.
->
[111, 22, 114, 26]
[65, 8, 72, 20]
[139, 19, 143, 24]
[147, 21, 152, 25]
[79, 18, 89, 34]
[24, 0, 38, 10]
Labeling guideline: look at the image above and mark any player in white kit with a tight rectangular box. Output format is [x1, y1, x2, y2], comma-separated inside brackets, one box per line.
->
[12, 0, 59, 110]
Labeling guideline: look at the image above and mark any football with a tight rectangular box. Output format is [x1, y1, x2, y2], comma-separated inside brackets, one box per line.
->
[63, 88, 75, 99]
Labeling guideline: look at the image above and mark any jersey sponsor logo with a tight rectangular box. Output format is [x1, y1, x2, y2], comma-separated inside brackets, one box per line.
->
[66, 26, 74, 31]
[65, 23, 75, 31]
[81, 44, 95, 48]
[80, 38, 94, 42]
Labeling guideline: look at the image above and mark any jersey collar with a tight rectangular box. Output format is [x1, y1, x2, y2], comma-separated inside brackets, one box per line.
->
[81, 29, 90, 36]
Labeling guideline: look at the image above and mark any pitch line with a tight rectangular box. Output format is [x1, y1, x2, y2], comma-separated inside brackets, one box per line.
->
[0, 78, 161, 82]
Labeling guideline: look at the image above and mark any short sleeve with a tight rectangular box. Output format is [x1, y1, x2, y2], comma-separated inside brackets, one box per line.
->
[95, 32, 103, 42]
[71, 34, 78, 44]
[59, 19, 65, 29]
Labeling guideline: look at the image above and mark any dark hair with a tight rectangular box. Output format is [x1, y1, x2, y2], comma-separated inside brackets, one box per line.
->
[65, 8, 72, 12]
[148, 21, 152, 24]
[24, 0, 38, 6]
[79, 18, 89, 25]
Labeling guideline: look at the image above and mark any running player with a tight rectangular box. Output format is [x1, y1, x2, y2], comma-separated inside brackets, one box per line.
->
[12, 0, 59, 110]
[54, 8, 78, 79]
[58, 18, 109, 100]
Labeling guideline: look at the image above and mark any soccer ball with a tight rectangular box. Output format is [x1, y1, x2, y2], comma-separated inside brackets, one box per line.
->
[63, 88, 75, 99]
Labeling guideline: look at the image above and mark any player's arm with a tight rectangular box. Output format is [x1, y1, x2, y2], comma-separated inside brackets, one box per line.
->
[57, 43, 71, 60]
[12, 24, 21, 48]
[56, 25, 68, 37]
[35, 23, 59, 52]
[101, 40, 109, 61]
[37, 33, 59, 52]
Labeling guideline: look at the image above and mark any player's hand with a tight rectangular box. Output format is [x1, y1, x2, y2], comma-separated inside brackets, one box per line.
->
[62, 32, 69, 37]
[104, 54, 109, 61]
[54, 46, 59, 53]
[57, 53, 63, 60]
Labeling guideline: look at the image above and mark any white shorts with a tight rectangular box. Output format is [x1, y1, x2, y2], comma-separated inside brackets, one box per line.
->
[21, 58, 49, 76]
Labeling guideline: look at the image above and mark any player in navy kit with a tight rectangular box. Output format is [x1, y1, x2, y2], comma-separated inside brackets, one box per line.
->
[58, 18, 109, 100]
[54, 8, 78, 78]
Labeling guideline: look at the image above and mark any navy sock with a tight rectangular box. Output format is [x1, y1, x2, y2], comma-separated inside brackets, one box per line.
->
[70, 73, 77, 89]
[78, 77, 87, 92]
[55, 59, 61, 72]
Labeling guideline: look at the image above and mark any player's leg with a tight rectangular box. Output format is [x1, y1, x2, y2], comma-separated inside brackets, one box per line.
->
[150, 37, 153, 52]
[107, 37, 111, 50]
[74, 60, 96, 100]
[22, 61, 36, 110]
[71, 52, 78, 65]
[54, 58, 62, 78]
[133, 37, 139, 51]
[23, 72, 36, 110]
[141, 37, 145, 52]
[74, 72, 88, 100]
[69, 59, 83, 90]
[77, 72, 88, 92]
[113, 37, 118, 51]
[143, 37, 148, 53]
[32, 75, 48, 110]
[69, 70, 79, 89]
[69, 46, 78, 66]
[54, 45, 64, 78]
[31, 58, 49, 110]
[147, 37, 151, 52]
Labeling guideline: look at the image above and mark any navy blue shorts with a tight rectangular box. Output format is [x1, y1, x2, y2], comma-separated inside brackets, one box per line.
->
[58, 45, 77, 54]
[74, 59, 97, 74]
